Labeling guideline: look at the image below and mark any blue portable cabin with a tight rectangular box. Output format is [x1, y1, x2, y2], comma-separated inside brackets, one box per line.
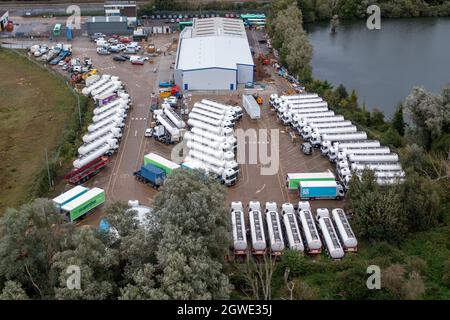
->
[298, 180, 341, 200]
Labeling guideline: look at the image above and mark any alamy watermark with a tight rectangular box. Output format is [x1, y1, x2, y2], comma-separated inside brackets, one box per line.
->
[66, 5, 81, 30]
[66, 265, 81, 290]
[366, 265, 381, 290]
[367, 5, 381, 30]
[171, 128, 281, 176]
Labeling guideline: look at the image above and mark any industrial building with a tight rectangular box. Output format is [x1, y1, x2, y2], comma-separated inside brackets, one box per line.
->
[104, 1, 137, 25]
[174, 17, 254, 91]
[87, 16, 133, 36]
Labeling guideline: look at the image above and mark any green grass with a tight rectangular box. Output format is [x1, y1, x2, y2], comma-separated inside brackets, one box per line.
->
[0, 49, 76, 211]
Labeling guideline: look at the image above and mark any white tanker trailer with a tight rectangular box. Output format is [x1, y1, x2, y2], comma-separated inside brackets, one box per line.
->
[331, 209, 358, 252]
[298, 205, 322, 254]
[327, 140, 382, 160]
[316, 208, 344, 259]
[85, 74, 100, 87]
[281, 203, 304, 252]
[194, 102, 237, 119]
[83, 125, 121, 143]
[293, 113, 339, 130]
[186, 141, 235, 161]
[78, 133, 117, 156]
[348, 153, 399, 163]
[188, 149, 237, 170]
[315, 132, 368, 148]
[91, 81, 122, 97]
[82, 75, 111, 96]
[73, 144, 112, 168]
[184, 132, 234, 153]
[93, 82, 122, 100]
[187, 118, 230, 136]
[163, 107, 185, 129]
[93, 98, 125, 115]
[189, 112, 233, 128]
[88, 115, 124, 132]
[351, 162, 403, 172]
[231, 201, 247, 254]
[191, 106, 235, 124]
[248, 201, 267, 254]
[265, 202, 285, 254]
[200, 99, 243, 119]
[183, 157, 238, 186]
[92, 106, 125, 123]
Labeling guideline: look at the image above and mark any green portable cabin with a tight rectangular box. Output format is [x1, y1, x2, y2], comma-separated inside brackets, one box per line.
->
[286, 171, 336, 191]
[144, 153, 180, 175]
[52, 185, 88, 210]
[53, 23, 61, 37]
[61, 187, 105, 221]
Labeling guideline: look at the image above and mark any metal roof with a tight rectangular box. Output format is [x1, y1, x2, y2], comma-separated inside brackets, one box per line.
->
[88, 16, 128, 23]
[176, 17, 253, 71]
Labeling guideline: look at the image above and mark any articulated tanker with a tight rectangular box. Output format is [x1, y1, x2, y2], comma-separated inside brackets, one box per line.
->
[186, 141, 235, 161]
[248, 201, 267, 254]
[298, 207, 322, 254]
[313, 132, 368, 148]
[93, 82, 122, 100]
[316, 209, 344, 259]
[187, 118, 231, 136]
[351, 162, 403, 172]
[163, 107, 185, 129]
[348, 153, 399, 163]
[265, 202, 285, 254]
[189, 112, 233, 128]
[82, 75, 111, 96]
[91, 81, 122, 97]
[93, 99, 126, 115]
[73, 144, 112, 169]
[303, 125, 357, 140]
[88, 115, 123, 132]
[184, 132, 233, 152]
[281, 203, 304, 252]
[85, 74, 100, 87]
[231, 201, 247, 254]
[78, 133, 117, 155]
[92, 106, 125, 123]
[191, 106, 235, 123]
[156, 114, 180, 137]
[331, 209, 358, 252]
[83, 125, 121, 143]
[188, 149, 237, 170]
[200, 99, 243, 119]
[293, 113, 340, 129]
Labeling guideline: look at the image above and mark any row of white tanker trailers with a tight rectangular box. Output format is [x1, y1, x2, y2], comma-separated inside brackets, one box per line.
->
[182, 99, 243, 186]
[230, 201, 358, 260]
[151, 102, 186, 144]
[66, 74, 131, 184]
[269, 93, 405, 189]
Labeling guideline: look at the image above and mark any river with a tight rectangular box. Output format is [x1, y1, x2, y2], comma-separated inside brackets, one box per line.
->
[307, 17, 450, 118]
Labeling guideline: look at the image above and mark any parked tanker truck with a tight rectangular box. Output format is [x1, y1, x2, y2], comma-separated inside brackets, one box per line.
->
[315, 132, 368, 149]
[292, 113, 339, 131]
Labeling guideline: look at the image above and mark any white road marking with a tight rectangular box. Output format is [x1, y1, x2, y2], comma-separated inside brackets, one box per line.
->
[134, 130, 137, 137]
[255, 184, 266, 194]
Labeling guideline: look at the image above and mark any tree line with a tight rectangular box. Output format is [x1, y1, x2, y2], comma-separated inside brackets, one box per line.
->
[0, 169, 231, 299]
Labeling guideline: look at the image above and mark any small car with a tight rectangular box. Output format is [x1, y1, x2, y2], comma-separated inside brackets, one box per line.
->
[97, 47, 110, 55]
[62, 63, 69, 70]
[113, 55, 127, 62]
[145, 128, 153, 137]
[58, 60, 65, 66]
[301, 142, 313, 155]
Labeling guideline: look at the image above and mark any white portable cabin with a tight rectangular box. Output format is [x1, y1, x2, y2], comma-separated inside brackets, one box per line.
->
[248, 201, 267, 254]
[265, 202, 285, 254]
[281, 203, 304, 252]
[231, 201, 247, 254]
[53, 186, 88, 210]
[331, 209, 357, 252]
[298, 208, 322, 253]
[316, 209, 344, 259]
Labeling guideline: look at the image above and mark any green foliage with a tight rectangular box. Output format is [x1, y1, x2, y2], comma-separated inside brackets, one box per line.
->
[0, 281, 29, 300]
[392, 104, 406, 136]
[381, 127, 405, 148]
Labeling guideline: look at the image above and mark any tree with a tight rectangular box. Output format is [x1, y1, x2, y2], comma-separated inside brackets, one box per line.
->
[0, 281, 29, 300]
[403, 86, 450, 150]
[347, 170, 407, 243]
[335, 84, 349, 100]
[392, 104, 406, 136]
[0, 199, 73, 299]
[330, 14, 340, 33]
[240, 254, 276, 300]
[284, 31, 313, 80]
[51, 228, 119, 300]
[151, 169, 232, 299]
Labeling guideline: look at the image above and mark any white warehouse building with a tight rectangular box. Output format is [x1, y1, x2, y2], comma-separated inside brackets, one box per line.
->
[174, 17, 254, 91]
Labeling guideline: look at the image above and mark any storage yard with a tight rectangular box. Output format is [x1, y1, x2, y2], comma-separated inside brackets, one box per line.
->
[2, 12, 404, 259]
